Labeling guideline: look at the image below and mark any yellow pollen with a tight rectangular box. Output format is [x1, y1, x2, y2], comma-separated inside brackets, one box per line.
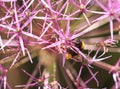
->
[81, 41, 85, 49]
[80, 4, 85, 10]
[52, 15, 57, 19]
[26, 11, 31, 16]
[10, 10, 14, 15]
[66, 53, 72, 60]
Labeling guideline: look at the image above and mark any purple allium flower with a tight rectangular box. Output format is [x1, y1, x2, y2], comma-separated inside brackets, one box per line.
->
[93, 0, 120, 40]
[0, 0, 16, 2]
[0, 0, 120, 89]
[16, 69, 64, 89]
[96, 39, 118, 56]
[42, 19, 88, 66]
[0, 0, 42, 67]
[16, 69, 48, 88]
[69, 0, 95, 25]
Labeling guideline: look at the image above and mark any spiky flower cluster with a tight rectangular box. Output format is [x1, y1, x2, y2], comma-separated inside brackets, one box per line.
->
[0, 0, 120, 89]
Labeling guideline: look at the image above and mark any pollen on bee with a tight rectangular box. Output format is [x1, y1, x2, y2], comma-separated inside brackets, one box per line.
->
[66, 52, 72, 60]
[81, 41, 85, 50]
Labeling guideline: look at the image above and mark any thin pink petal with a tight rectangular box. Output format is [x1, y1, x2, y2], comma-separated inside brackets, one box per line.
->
[19, 36, 25, 56]
[95, 0, 108, 11]
[65, 19, 70, 37]
[25, 48, 33, 63]
[39, 22, 53, 39]
[87, 67, 99, 86]
[42, 41, 64, 49]
[10, 51, 21, 68]
[0, 36, 5, 53]
[1, 34, 17, 49]
[85, 72, 98, 85]
[0, 0, 16, 2]
[109, 17, 114, 40]
[3, 76, 7, 89]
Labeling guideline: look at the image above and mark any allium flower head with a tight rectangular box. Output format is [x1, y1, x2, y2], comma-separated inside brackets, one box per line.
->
[94, 0, 120, 40]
